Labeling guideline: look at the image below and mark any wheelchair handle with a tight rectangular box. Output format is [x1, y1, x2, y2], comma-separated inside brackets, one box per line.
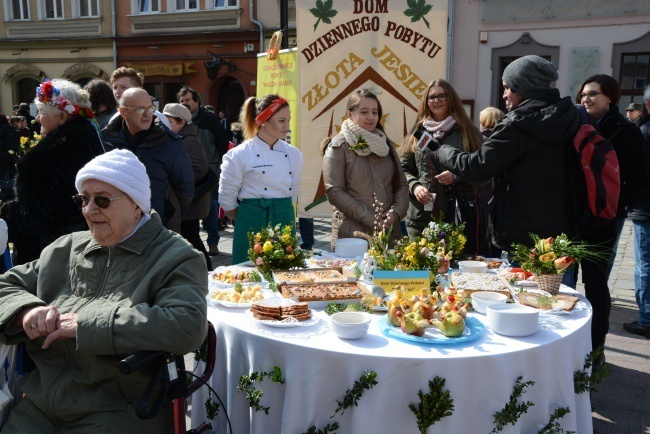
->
[119, 351, 167, 375]
[187, 321, 217, 396]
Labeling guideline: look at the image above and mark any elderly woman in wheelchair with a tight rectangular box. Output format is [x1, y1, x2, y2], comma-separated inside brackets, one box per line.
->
[0, 149, 208, 433]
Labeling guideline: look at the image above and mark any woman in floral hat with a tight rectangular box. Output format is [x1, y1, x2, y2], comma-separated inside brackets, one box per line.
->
[219, 94, 303, 264]
[321, 89, 408, 250]
[0, 79, 104, 265]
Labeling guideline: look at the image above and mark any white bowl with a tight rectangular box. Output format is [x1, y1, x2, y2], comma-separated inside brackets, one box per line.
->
[486, 304, 539, 337]
[471, 291, 508, 314]
[458, 260, 488, 273]
[330, 312, 371, 340]
[335, 238, 368, 258]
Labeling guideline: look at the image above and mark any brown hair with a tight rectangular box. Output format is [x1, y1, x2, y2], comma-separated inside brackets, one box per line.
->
[575, 74, 621, 106]
[239, 94, 289, 141]
[110, 67, 144, 87]
[406, 79, 481, 153]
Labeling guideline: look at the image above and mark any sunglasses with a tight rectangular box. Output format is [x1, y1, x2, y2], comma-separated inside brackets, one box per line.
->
[72, 194, 128, 209]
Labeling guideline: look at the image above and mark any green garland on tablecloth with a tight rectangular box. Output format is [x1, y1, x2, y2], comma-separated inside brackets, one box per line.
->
[573, 346, 610, 394]
[408, 376, 455, 434]
[303, 422, 340, 434]
[490, 376, 535, 433]
[539, 407, 575, 434]
[237, 366, 286, 414]
[332, 370, 378, 417]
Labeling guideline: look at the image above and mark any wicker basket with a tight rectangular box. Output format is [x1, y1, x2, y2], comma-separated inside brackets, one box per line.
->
[535, 273, 564, 294]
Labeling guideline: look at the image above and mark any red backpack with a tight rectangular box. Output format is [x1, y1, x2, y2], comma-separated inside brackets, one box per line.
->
[570, 123, 620, 231]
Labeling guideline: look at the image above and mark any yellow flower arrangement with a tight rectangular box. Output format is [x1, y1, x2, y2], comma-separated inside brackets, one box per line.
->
[18, 134, 41, 156]
[247, 223, 309, 277]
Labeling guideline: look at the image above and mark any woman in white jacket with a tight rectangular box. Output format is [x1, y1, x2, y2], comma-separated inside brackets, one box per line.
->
[219, 94, 303, 264]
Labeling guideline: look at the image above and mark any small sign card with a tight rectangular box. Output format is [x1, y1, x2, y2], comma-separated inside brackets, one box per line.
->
[373, 270, 431, 294]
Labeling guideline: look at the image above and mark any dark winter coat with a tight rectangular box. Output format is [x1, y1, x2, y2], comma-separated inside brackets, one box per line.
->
[628, 113, 650, 221]
[597, 106, 647, 219]
[0, 124, 20, 179]
[0, 116, 104, 265]
[102, 116, 194, 232]
[193, 106, 229, 179]
[437, 88, 581, 250]
[177, 122, 210, 221]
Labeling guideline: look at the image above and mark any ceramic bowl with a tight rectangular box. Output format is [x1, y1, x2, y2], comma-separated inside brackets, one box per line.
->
[471, 291, 508, 314]
[335, 238, 368, 258]
[458, 260, 488, 273]
[486, 304, 539, 337]
[330, 312, 371, 340]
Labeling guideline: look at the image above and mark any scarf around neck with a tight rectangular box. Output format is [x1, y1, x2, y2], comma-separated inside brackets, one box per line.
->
[422, 116, 456, 139]
[338, 118, 389, 157]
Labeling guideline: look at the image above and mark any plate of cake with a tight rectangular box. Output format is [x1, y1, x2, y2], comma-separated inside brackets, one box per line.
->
[249, 299, 319, 328]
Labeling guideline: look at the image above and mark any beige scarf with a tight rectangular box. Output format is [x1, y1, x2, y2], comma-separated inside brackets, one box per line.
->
[333, 119, 390, 157]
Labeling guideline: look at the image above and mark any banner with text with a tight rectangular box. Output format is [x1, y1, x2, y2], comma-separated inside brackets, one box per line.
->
[256, 49, 300, 148]
[297, 0, 448, 217]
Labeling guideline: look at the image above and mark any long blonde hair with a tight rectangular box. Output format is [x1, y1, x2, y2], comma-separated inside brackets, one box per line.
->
[239, 94, 289, 141]
[405, 79, 481, 153]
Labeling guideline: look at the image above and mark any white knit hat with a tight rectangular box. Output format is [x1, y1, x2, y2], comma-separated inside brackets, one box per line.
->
[75, 149, 151, 213]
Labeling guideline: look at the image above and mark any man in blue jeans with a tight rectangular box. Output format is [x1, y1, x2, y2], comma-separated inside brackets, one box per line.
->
[625, 86, 650, 338]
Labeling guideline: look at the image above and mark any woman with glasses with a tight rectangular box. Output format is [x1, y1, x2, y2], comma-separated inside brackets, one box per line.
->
[0, 79, 104, 266]
[321, 89, 408, 250]
[575, 74, 648, 350]
[0, 149, 207, 432]
[400, 79, 492, 257]
[219, 94, 303, 264]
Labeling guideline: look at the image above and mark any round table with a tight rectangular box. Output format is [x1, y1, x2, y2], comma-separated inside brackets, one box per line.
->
[192, 286, 593, 433]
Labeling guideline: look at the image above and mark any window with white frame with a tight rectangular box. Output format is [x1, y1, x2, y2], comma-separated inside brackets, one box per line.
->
[78, 0, 99, 17]
[10, 0, 30, 19]
[138, 0, 160, 13]
[44, 0, 64, 18]
[213, 0, 236, 7]
[175, 0, 197, 11]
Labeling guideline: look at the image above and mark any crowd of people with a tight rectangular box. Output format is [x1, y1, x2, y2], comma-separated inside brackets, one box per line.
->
[0, 55, 647, 430]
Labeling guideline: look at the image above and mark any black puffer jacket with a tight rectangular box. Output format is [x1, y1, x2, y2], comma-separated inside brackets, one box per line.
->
[0, 116, 104, 265]
[102, 116, 194, 232]
[437, 89, 580, 250]
[628, 113, 650, 221]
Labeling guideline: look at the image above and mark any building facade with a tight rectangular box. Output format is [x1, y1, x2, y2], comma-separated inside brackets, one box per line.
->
[114, 0, 261, 121]
[0, 0, 114, 113]
[449, 0, 650, 123]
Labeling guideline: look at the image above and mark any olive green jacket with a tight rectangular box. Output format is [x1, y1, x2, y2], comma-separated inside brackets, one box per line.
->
[0, 211, 208, 427]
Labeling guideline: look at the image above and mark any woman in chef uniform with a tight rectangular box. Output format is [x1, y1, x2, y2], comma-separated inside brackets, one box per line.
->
[219, 94, 303, 264]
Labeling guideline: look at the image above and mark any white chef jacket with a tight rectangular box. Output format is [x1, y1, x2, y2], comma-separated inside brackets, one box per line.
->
[218, 136, 303, 211]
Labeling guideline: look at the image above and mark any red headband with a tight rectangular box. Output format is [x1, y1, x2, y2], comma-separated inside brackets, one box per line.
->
[255, 97, 287, 127]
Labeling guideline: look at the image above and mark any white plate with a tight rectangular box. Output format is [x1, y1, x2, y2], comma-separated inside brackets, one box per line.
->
[514, 280, 538, 287]
[371, 305, 388, 312]
[247, 309, 320, 328]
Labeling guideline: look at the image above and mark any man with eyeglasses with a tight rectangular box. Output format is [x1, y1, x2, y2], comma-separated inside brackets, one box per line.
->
[102, 88, 194, 233]
[432, 55, 581, 277]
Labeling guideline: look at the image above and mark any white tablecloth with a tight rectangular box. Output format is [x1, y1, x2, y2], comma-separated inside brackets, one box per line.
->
[192, 286, 593, 434]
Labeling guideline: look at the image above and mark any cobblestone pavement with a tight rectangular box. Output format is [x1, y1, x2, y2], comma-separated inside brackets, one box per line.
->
[198, 218, 649, 433]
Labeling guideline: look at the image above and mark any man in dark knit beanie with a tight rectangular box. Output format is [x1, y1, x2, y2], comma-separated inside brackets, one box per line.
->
[431, 56, 581, 287]
[502, 55, 559, 101]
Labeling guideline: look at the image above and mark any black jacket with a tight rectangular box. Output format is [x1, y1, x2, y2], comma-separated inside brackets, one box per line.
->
[437, 89, 580, 250]
[628, 113, 650, 221]
[193, 107, 229, 178]
[0, 116, 104, 265]
[0, 124, 20, 179]
[597, 106, 648, 218]
[102, 116, 194, 231]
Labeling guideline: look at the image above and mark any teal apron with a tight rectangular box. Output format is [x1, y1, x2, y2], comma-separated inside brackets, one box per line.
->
[232, 197, 295, 264]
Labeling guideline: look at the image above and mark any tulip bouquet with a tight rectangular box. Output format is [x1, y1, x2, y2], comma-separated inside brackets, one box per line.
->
[510, 233, 596, 275]
[247, 223, 309, 277]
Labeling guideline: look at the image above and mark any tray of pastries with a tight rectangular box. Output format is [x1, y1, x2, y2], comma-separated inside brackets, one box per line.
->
[279, 281, 370, 308]
[273, 268, 355, 285]
[450, 271, 513, 299]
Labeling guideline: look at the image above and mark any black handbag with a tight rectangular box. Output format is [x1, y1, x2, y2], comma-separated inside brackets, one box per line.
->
[192, 168, 218, 203]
